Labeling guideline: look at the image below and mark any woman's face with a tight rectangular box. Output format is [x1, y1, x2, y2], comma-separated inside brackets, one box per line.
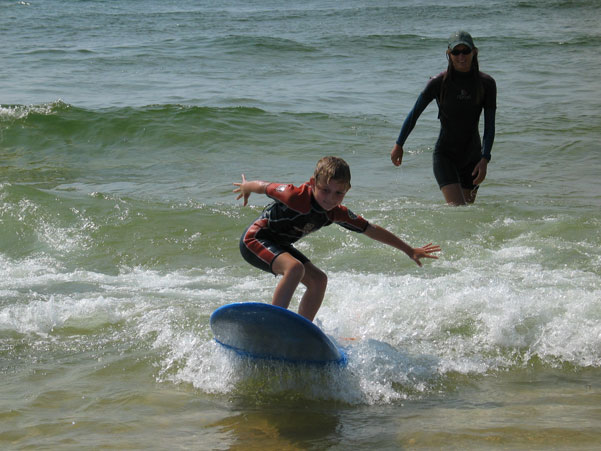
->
[448, 45, 476, 73]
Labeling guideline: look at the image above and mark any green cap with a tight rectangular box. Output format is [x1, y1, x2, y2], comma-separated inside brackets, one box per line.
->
[448, 30, 475, 50]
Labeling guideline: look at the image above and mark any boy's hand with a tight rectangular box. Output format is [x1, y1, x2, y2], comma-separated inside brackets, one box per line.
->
[233, 176, 268, 206]
[411, 243, 441, 267]
[233, 174, 251, 206]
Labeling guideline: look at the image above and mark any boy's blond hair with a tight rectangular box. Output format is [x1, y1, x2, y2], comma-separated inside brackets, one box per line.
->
[313, 156, 351, 190]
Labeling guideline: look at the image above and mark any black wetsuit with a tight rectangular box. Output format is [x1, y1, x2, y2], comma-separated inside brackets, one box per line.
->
[397, 70, 497, 189]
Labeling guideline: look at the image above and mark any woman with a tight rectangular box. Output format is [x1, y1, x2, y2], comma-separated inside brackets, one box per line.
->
[390, 31, 497, 205]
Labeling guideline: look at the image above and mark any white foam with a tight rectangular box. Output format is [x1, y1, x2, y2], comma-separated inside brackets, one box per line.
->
[2, 244, 599, 404]
[0, 101, 65, 120]
[131, 249, 601, 404]
[0, 294, 128, 335]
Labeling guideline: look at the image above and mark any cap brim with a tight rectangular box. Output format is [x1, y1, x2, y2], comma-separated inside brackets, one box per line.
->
[449, 40, 473, 50]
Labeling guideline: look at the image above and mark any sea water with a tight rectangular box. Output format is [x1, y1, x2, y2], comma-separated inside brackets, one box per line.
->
[2, 0, 601, 449]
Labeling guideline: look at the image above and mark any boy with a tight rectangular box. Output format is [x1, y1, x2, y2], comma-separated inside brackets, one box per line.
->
[233, 156, 440, 322]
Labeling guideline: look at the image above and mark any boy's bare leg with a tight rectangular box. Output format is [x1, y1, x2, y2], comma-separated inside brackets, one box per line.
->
[271, 253, 305, 310]
[271, 256, 327, 322]
[297, 262, 327, 321]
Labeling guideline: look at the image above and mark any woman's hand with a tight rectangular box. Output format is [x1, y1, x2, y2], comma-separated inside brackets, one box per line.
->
[390, 144, 404, 166]
[472, 158, 488, 185]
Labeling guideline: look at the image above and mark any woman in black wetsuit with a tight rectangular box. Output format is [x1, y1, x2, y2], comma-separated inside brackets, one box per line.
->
[390, 31, 497, 205]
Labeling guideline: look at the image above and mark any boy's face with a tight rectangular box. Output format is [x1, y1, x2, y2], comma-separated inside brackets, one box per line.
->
[310, 177, 348, 211]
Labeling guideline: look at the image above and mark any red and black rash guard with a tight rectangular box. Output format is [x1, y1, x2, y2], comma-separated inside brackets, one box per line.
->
[241, 182, 369, 270]
[258, 182, 367, 242]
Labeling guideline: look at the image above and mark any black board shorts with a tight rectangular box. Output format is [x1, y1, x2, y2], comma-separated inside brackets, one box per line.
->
[433, 152, 481, 190]
[239, 230, 310, 275]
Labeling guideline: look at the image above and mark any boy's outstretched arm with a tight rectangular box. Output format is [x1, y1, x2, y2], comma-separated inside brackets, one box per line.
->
[233, 174, 269, 206]
[363, 223, 441, 267]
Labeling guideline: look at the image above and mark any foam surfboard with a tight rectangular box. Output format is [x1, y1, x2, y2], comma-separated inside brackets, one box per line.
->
[210, 302, 346, 365]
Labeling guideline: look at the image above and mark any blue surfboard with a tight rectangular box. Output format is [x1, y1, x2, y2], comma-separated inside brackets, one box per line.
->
[210, 302, 346, 365]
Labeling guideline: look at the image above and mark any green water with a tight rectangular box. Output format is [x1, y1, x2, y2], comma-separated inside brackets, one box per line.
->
[2, 0, 601, 449]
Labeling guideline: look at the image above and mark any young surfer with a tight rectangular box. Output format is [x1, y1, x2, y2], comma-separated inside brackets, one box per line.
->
[233, 156, 441, 321]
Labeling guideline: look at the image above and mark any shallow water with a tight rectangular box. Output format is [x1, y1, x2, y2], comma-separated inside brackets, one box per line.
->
[2, 0, 601, 449]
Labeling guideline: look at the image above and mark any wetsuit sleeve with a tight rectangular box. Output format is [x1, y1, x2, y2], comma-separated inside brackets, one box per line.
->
[396, 75, 441, 147]
[329, 206, 369, 233]
[396, 92, 431, 146]
[265, 183, 311, 214]
[482, 107, 496, 161]
[265, 183, 290, 200]
[481, 73, 497, 161]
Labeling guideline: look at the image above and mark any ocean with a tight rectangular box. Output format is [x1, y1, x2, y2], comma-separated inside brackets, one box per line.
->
[2, 0, 601, 449]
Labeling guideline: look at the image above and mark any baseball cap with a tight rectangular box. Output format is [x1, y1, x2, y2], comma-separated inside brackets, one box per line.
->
[448, 30, 475, 50]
